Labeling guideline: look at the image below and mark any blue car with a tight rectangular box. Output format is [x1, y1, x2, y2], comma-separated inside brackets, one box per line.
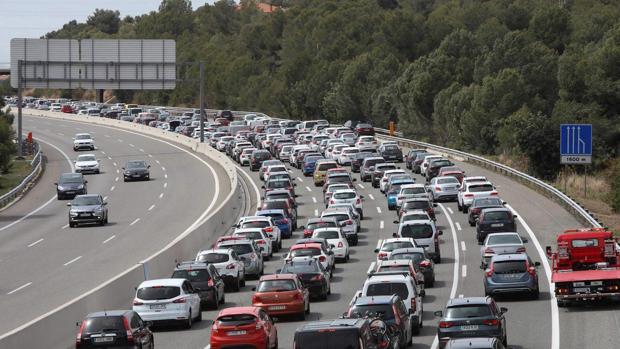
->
[386, 180, 415, 210]
[302, 155, 324, 176]
[255, 209, 292, 238]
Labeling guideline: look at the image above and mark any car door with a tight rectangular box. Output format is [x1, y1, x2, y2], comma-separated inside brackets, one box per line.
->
[184, 282, 200, 315]
[131, 313, 151, 347]
[259, 310, 276, 347]
[210, 265, 225, 300]
[395, 300, 411, 343]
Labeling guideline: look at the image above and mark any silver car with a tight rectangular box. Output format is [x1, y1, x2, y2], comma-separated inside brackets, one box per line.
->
[483, 253, 540, 299]
[217, 239, 264, 278]
[428, 176, 461, 202]
[480, 232, 528, 268]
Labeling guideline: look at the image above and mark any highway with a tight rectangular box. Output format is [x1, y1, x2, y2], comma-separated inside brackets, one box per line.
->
[0, 114, 231, 336]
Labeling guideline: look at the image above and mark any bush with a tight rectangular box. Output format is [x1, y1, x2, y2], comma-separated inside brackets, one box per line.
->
[611, 165, 620, 213]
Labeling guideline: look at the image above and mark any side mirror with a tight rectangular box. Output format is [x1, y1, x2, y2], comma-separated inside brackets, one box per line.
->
[534, 261, 541, 267]
[502, 201, 507, 205]
[251, 287, 256, 291]
[261, 186, 265, 189]
[352, 178, 357, 181]
[393, 220, 399, 224]
[275, 268, 282, 273]
[330, 244, 335, 249]
[433, 203, 438, 207]
[438, 230, 443, 236]
[513, 214, 518, 218]
[146, 321, 154, 328]
[420, 290, 426, 297]
[545, 246, 553, 258]
[293, 183, 297, 187]
[500, 307, 508, 314]
[433, 310, 443, 317]
[392, 233, 398, 238]
[84, 180, 88, 184]
[360, 195, 364, 199]
[374, 248, 379, 253]
[54, 182, 58, 186]
[102, 202, 108, 206]
[75, 322, 80, 327]
[148, 165, 151, 168]
[66, 202, 72, 206]
[521, 237, 528, 243]
[195, 287, 202, 292]
[121, 167, 125, 170]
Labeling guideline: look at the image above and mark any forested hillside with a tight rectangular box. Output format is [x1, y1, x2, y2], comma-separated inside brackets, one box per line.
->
[45, 0, 620, 178]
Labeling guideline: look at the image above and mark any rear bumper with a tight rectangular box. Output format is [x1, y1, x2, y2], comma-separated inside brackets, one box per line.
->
[254, 301, 305, 315]
[556, 292, 620, 300]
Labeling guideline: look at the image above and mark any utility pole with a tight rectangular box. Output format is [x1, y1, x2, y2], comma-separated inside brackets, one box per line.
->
[199, 62, 205, 143]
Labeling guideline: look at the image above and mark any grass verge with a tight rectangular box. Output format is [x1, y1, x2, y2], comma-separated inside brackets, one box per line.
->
[0, 158, 35, 197]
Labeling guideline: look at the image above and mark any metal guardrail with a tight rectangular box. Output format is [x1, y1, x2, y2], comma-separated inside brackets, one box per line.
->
[0, 142, 42, 209]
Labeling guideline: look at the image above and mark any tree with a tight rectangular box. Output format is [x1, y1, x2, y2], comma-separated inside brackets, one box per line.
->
[87, 9, 121, 34]
[529, 6, 571, 53]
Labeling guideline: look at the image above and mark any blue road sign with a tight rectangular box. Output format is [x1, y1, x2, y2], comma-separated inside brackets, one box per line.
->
[560, 124, 592, 164]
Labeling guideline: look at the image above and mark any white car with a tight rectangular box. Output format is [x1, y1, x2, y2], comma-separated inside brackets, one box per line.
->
[355, 136, 379, 151]
[237, 216, 282, 250]
[216, 136, 234, 151]
[74, 154, 100, 174]
[329, 144, 348, 160]
[328, 189, 363, 218]
[312, 227, 350, 262]
[457, 180, 498, 212]
[396, 219, 442, 263]
[397, 209, 432, 224]
[374, 237, 417, 261]
[279, 145, 294, 161]
[50, 103, 62, 112]
[232, 228, 273, 260]
[132, 278, 202, 328]
[284, 242, 334, 274]
[195, 248, 246, 290]
[73, 133, 95, 151]
[337, 147, 360, 166]
[324, 183, 352, 205]
[239, 147, 256, 166]
[321, 208, 360, 239]
[379, 169, 407, 193]
[459, 176, 488, 190]
[264, 164, 289, 182]
[396, 184, 428, 208]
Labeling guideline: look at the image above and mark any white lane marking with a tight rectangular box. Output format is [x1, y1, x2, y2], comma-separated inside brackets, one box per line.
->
[107, 156, 112, 160]
[113, 162, 117, 167]
[380, 221, 384, 229]
[27, 238, 44, 247]
[139, 148, 145, 152]
[110, 186, 116, 191]
[103, 196, 108, 201]
[102, 235, 116, 244]
[159, 193, 164, 199]
[447, 207, 454, 214]
[461, 241, 466, 251]
[129, 143, 135, 147]
[148, 154, 153, 158]
[455, 222, 462, 231]
[116, 169, 120, 174]
[297, 176, 303, 182]
[148, 204, 156, 211]
[61, 224, 69, 229]
[505, 204, 560, 349]
[161, 166, 166, 171]
[101, 151, 106, 155]
[432, 204, 461, 349]
[63, 256, 82, 266]
[368, 194, 375, 200]
[7, 282, 32, 295]
[164, 174, 168, 179]
[156, 160, 160, 164]
[115, 177, 119, 182]
[105, 134, 110, 138]
[462, 265, 467, 277]
[57, 132, 64, 136]
[312, 197, 317, 203]
[458, 294, 464, 298]
[306, 186, 312, 192]
[0, 137, 73, 233]
[358, 183, 365, 189]
[314, 209, 319, 217]
[130, 218, 141, 226]
[376, 207, 382, 213]
[118, 139, 123, 142]
[164, 182, 168, 188]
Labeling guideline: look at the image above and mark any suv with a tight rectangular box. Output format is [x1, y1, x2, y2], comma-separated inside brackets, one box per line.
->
[360, 157, 385, 182]
[483, 253, 540, 298]
[68, 194, 108, 227]
[395, 220, 443, 263]
[435, 297, 508, 348]
[73, 133, 95, 151]
[294, 318, 381, 349]
[457, 181, 498, 213]
[468, 197, 505, 226]
[172, 261, 226, 309]
[75, 310, 154, 349]
[390, 247, 436, 287]
[348, 296, 411, 348]
[56, 172, 87, 199]
[476, 208, 517, 244]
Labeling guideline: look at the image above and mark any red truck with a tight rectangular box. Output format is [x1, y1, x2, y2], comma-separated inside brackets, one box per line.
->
[546, 228, 620, 307]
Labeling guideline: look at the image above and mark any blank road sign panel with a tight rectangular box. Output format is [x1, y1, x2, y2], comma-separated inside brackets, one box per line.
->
[560, 124, 592, 164]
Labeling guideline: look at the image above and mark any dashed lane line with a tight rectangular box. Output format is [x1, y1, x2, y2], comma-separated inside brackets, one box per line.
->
[148, 204, 156, 211]
[110, 186, 115, 192]
[447, 207, 454, 214]
[312, 197, 317, 203]
[461, 241, 466, 251]
[455, 222, 462, 231]
[380, 221, 384, 229]
[368, 194, 375, 200]
[102, 235, 116, 244]
[159, 193, 164, 199]
[7, 282, 32, 295]
[462, 265, 467, 277]
[306, 186, 312, 192]
[27, 239, 44, 248]
[376, 207, 382, 213]
[63, 256, 82, 266]
[130, 218, 141, 226]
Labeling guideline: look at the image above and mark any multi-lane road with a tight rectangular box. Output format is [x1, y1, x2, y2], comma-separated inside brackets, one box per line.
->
[2, 113, 619, 349]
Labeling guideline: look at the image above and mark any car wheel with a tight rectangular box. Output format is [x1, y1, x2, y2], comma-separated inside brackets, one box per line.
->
[427, 278, 434, 288]
[104, 215, 109, 224]
[469, 220, 475, 227]
[305, 301, 310, 314]
[232, 277, 240, 292]
[412, 321, 420, 335]
[532, 288, 540, 300]
[220, 291, 226, 304]
[69, 222, 76, 228]
[184, 311, 192, 329]
[196, 307, 203, 322]
[360, 212, 364, 220]
[273, 337, 278, 349]
[457, 201, 462, 211]
[99, 219, 105, 226]
[502, 336, 508, 348]
[240, 274, 246, 287]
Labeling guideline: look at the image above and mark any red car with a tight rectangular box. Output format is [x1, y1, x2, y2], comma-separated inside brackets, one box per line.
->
[252, 274, 310, 319]
[355, 123, 375, 136]
[438, 166, 465, 183]
[61, 104, 74, 113]
[210, 306, 278, 349]
[215, 117, 230, 126]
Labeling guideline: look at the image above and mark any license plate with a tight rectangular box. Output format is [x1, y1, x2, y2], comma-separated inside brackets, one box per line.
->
[460, 325, 479, 331]
[133, 174, 141, 177]
[150, 304, 166, 309]
[573, 287, 590, 293]
[491, 223, 504, 227]
[228, 330, 247, 336]
[65, 191, 74, 194]
[269, 305, 286, 310]
[93, 337, 114, 343]
[79, 213, 92, 217]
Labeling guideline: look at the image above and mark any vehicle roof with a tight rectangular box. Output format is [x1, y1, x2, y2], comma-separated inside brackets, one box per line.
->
[138, 278, 185, 288]
[87, 310, 131, 318]
[366, 274, 410, 282]
[259, 273, 297, 281]
[255, 209, 286, 215]
[307, 217, 338, 223]
[197, 248, 231, 255]
[446, 297, 490, 307]
[217, 306, 260, 317]
[378, 260, 413, 266]
[74, 194, 100, 199]
[391, 247, 427, 254]
[401, 184, 425, 189]
[558, 228, 613, 241]
[296, 318, 365, 331]
[399, 219, 434, 226]
[353, 295, 398, 305]
[481, 207, 511, 213]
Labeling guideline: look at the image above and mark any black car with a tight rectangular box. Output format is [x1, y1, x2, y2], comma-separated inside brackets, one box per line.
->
[434, 297, 508, 348]
[476, 208, 517, 244]
[55, 173, 87, 200]
[347, 295, 411, 348]
[426, 159, 454, 182]
[218, 109, 234, 121]
[379, 144, 403, 162]
[122, 160, 150, 181]
[279, 258, 330, 299]
[294, 318, 383, 349]
[405, 149, 426, 170]
[351, 152, 377, 173]
[412, 152, 432, 174]
[250, 149, 272, 171]
[75, 310, 154, 349]
[172, 261, 226, 309]
[468, 198, 505, 226]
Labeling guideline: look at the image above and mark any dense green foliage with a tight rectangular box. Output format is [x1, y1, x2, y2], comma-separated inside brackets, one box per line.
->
[0, 92, 16, 174]
[45, 0, 620, 179]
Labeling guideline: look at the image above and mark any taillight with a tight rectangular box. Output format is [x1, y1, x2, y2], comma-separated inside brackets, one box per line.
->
[76, 320, 86, 345]
[516, 247, 526, 253]
[471, 208, 481, 214]
[484, 248, 495, 254]
[490, 192, 499, 196]
[338, 241, 344, 248]
[439, 321, 454, 328]
[122, 316, 134, 344]
[410, 298, 417, 312]
[435, 187, 441, 192]
[356, 198, 361, 204]
[172, 297, 187, 303]
[419, 260, 431, 268]
[483, 319, 500, 327]
[310, 274, 324, 281]
[527, 267, 537, 277]
[464, 194, 474, 198]
[344, 220, 353, 225]
[257, 239, 266, 245]
[294, 292, 303, 301]
[304, 229, 312, 237]
[132, 299, 144, 306]
[252, 294, 261, 304]
[378, 252, 388, 260]
[486, 266, 494, 277]
[329, 199, 335, 205]
[319, 256, 326, 262]
[226, 263, 236, 269]
[208, 279, 214, 287]
[263, 227, 274, 233]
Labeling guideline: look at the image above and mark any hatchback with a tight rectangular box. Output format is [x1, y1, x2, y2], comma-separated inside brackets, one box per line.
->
[301, 217, 339, 238]
[56, 172, 87, 199]
[390, 247, 436, 287]
[195, 248, 246, 291]
[294, 318, 382, 349]
[210, 307, 278, 349]
[75, 310, 154, 349]
[396, 220, 443, 263]
[132, 279, 202, 328]
[279, 257, 331, 300]
[484, 253, 540, 298]
[252, 274, 310, 319]
[468, 197, 505, 226]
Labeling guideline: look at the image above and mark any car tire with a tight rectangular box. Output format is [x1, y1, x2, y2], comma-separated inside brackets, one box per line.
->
[463, 205, 469, 213]
[532, 288, 540, 300]
[412, 322, 420, 336]
[184, 311, 192, 329]
[360, 212, 364, 220]
[197, 307, 203, 322]
[232, 277, 240, 292]
[99, 219, 105, 226]
[457, 201, 462, 211]
[469, 220, 475, 227]
[221, 291, 226, 304]
[502, 336, 508, 348]
[434, 255, 441, 264]
[305, 301, 310, 314]
[104, 215, 109, 224]
[69, 222, 76, 228]
[240, 275, 246, 287]
[273, 337, 278, 349]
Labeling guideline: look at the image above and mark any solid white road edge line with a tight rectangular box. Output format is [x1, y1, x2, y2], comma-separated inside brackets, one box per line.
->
[505, 204, 559, 349]
[7, 282, 32, 295]
[432, 203, 461, 349]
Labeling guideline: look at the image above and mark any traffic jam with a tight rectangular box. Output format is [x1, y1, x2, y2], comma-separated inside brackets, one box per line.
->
[67, 107, 620, 349]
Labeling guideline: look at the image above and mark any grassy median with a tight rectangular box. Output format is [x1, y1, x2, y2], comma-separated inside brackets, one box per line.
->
[0, 158, 34, 197]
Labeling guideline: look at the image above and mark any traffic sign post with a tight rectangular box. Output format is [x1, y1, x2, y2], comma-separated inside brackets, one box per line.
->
[560, 124, 592, 164]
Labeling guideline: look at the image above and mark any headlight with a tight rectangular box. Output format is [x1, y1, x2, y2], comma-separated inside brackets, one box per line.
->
[57, 186, 65, 190]
[70, 211, 78, 217]
[77, 185, 84, 189]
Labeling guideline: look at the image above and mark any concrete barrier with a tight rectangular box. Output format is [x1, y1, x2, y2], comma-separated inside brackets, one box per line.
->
[0, 110, 239, 349]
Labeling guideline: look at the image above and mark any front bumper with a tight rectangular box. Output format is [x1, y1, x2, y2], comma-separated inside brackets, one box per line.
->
[75, 167, 99, 173]
[70, 213, 104, 223]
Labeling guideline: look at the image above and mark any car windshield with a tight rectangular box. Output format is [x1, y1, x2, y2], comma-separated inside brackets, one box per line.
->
[402, 187, 425, 195]
[473, 198, 503, 207]
[171, 269, 211, 282]
[571, 239, 599, 248]
[222, 244, 254, 255]
[72, 196, 101, 206]
[137, 286, 180, 300]
[487, 235, 521, 245]
[257, 279, 297, 292]
[77, 155, 96, 162]
[315, 230, 340, 239]
[390, 252, 425, 264]
[59, 174, 83, 184]
[400, 224, 434, 239]
[382, 241, 414, 251]
[291, 248, 320, 257]
[216, 314, 257, 327]
[281, 262, 320, 274]
[437, 177, 459, 184]
[83, 317, 125, 333]
[349, 304, 395, 321]
[333, 192, 356, 200]
[76, 134, 91, 140]
[383, 145, 399, 151]
[469, 184, 494, 192]
[242, 221, 270, 229]
[493, 260, 527, 274]
[445, 305, 492, 319]
[197, 253, 229, 263]
[483, 211, 511, 221]
[126, 161, 146, 169]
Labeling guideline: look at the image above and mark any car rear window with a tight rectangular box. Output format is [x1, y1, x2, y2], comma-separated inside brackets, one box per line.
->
[267, 181, 289, 189]
[469, 184, 494, 192]
[83, 316, 125, 333]
[235, 231, 263, 240]
[437, 177, 460, 184]
[382, 241, 414, 251]
[487, 235, 521, 245]
[171, 269, 211, 282]
[197, 253, 229, 263]
[281, 262, 320, 274]
[366, 282, 409, 301]
[221, 244, 254, 255]
[483, 211, 511, 221]
[314, 230, 340, 239]
[291, 248, 321, 257]
[446, 305, 492, 318]
[390, 252, 425, 264]
[137, 286, 180, 300]
[217, 314, 257, 327]
[242, 221, 270, 229]
[400, 224, 434, 239]
[493, 260, 527, 274]
[322, 214, 349, 222]
[317, 163, 338, 171]
[333, 192, 356, 200]
[266, 193, 290, 200]
[307, 221, 337, 230]
[403, 201, 430, 210]
[402, 187, 425, 195]
[473, 198, 503, 207]
[257, 279, 297, 292]
[349, 304, 395, 321]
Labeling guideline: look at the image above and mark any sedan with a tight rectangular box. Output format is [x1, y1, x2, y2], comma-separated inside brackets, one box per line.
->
[428, 176, 461, 202]
[68, 194, 108, 227]
[74, 154, 100, 174]
[476, 208, 517, 244]
[480, 233, 528, 268]
[122, 160, 150, 181]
